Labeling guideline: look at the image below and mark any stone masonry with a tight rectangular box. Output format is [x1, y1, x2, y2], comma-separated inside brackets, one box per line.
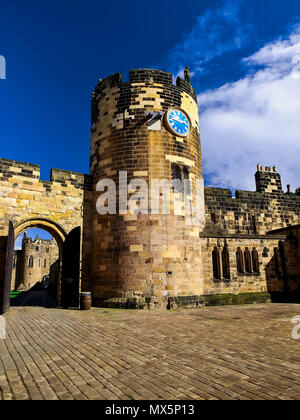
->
[12, 234, 59, 291]
[89, 70, 205, 307]
[0, 69, 300, 309]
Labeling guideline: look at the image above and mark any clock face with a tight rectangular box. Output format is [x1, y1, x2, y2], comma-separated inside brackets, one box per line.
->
[166, 108, 191, 137]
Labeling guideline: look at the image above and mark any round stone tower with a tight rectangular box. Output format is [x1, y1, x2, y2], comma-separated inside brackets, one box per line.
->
[89, 69, 205, 308]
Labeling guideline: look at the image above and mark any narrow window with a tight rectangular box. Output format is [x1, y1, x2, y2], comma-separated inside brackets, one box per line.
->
[236, 248, 244, 274]
[244, 248, 252, 273]
[212, 247, 221, 280]
[182, 166, 190, 179]
[172, 164, 182, 181]
[252, 248, 260, 273]
[44, 259, 47, 268]
[172, 164, 182, 193]
[182, 167, 191, 194]
[252, 216, 257, 234]
[222, 248, 230, 280]
[29, 256, 34, 268]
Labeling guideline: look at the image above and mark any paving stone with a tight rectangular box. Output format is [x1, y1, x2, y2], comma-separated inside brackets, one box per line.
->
[0, 304, 299, 400]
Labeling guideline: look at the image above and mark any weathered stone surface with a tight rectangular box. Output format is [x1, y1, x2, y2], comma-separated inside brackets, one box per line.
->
[0, 69, 300, 307]
[0, 305, 300, 400]
[12, 234, 58, 291]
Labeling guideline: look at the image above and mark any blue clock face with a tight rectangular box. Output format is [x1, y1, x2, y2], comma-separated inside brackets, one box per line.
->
[167, 109, 191, 137]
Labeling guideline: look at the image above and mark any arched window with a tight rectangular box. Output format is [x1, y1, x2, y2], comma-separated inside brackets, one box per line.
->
[222, 248, 230, 280]
[212, 247, 221, 280]
[244, 248, 252, 273]
[252, 248, 260, 273]
[28, 256, 34, 268]
[44, 259, 47, 268]
[236, 248, 244, 274]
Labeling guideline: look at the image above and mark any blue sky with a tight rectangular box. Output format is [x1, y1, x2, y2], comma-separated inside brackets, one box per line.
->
[15, 229, 52, 250]
[1, 0, 300, 244]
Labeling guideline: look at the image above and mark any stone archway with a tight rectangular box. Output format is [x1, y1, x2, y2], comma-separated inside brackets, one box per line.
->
[0, 158, 92, 312]
[13, 218, 67, 307]
[14, 218, 67, 252]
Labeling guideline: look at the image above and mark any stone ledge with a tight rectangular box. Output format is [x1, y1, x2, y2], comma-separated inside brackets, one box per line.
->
[92, 292, 280, 310]
[168, 292, 273, 309]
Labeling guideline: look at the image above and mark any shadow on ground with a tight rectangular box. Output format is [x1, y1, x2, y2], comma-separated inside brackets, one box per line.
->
[11, 290, 57, 308]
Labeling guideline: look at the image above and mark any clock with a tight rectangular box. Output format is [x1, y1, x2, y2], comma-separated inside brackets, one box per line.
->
[165, 108, 191, 137]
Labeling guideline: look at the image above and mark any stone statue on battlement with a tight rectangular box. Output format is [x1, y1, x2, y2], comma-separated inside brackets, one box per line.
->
[184, 66, 191, 83]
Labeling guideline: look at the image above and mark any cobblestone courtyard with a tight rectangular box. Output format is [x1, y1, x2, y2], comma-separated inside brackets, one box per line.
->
[0, 303, 299, 400]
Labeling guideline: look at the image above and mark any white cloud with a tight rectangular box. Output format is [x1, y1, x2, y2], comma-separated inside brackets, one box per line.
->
[14, 234, 23, 251]
[166, 0, 252, 78]
[198, 24, 300, 191]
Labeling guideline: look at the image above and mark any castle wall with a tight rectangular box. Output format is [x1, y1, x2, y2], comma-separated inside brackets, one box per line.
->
[204, 182, 300, 236]
[89, 69, 205, 306]
[200, 167, 300, 300]
[0, 158, 93, 290]
[200, 236, 285, 296]
[1, 69, 300, 309]
[0, 159, 92, 238]
[267, 226, 300, 296]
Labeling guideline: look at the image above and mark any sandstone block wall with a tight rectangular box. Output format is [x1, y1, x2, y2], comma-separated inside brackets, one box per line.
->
[201, 167, 300, 298]
[0, 158, 91, 236]
[90, 69, 205, 306]
[200, 235, 285, 296]
[204, 168, 300, 236]
[1, 70, 300, 308]
[0, 158, 93, 291]
[12, 235, 59, 291]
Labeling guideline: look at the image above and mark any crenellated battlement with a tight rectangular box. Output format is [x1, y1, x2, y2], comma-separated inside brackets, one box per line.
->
[93, 68, 197, 102]
[50, 168, 93, 190]
[255, 163, 282, 193]
[22, 232, 55, 246]
[0, 158, 92, 190]
[0, 158, 41, 179]
[204, 167, 300, 237]
[0, 157, 93, 242]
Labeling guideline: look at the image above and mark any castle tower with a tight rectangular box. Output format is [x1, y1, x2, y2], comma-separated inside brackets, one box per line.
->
[13, 235, 59, 291]
[255, 165, 283, 194]
[89, 69, 205, 308]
